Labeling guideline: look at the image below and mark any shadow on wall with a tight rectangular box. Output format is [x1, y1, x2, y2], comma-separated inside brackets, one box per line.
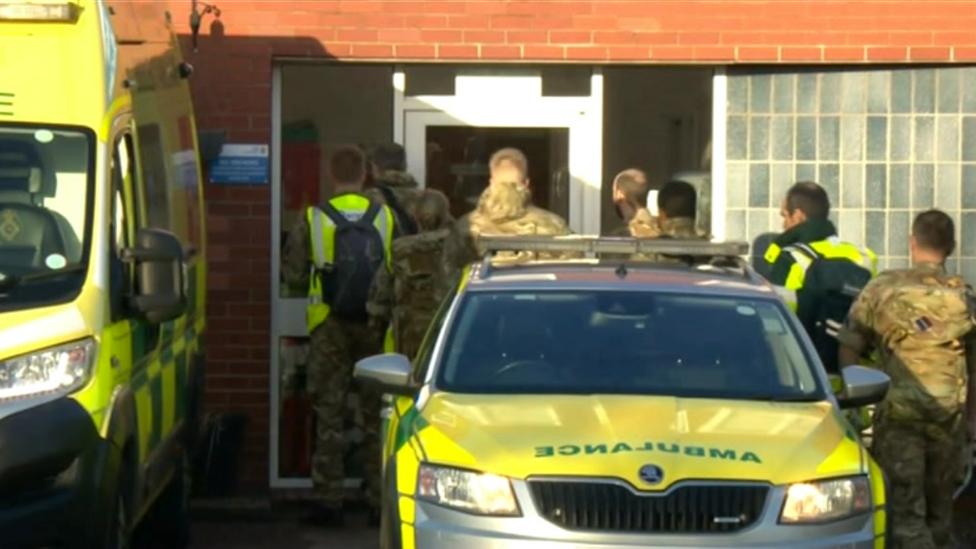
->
[168, 16, 339, 493]
[177, 19, 337, 147]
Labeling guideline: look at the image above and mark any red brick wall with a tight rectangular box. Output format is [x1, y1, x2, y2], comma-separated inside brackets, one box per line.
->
[163, 0, 976, 491]
[171, 1, 976, 67]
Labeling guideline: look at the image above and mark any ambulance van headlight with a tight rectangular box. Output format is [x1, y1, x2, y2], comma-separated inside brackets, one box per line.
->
[780, 475, 871, 523]
[417, 463, 520, 516]
[0, 339, 95, 402]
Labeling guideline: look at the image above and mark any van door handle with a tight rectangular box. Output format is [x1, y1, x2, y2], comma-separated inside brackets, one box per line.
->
[111, 356, 121, 369]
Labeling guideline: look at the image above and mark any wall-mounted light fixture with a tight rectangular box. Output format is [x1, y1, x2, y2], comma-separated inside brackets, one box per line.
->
[189, 0, 220, 53]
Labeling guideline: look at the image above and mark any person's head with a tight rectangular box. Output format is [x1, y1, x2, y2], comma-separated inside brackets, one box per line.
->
[329, 144, 368, 191]
[488, 147, 529, 187]
[413, 188, 452, 232]
[781, 181, 830, 230]
[657, 180, 697, 223]
[910, 209, 955, 264]
[368, 142, 406, 173]
[611, 169, 649, 220]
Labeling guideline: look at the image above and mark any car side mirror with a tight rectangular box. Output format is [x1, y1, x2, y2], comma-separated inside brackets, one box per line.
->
[123, 228, 187, 324]
[354, 353, 416, 396]
[837, 365, 890, 409]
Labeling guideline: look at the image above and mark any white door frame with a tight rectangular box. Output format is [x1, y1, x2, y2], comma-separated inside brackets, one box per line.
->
[269, 65, 314, 489]
[709, 67, 728, 241]
[393, 69, 604, 235]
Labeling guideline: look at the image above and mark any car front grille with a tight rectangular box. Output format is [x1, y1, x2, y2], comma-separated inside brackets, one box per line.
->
[529, 480, 769, 534]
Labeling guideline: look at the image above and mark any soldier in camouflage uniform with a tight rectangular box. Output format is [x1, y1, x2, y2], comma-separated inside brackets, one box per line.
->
[282, 145, 387, 527]
[607, 168, 660, 238]
[367, 189, 453, 359]
[839, 209, 976, 549]
[656, 180, 706, 240]
[442, 147, 572, 278]
[643, 179, 710, 264]
[365, 142, 421, 237]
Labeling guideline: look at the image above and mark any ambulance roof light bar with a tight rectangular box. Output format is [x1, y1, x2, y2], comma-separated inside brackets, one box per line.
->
[0, 2, 80, 22]
[477, 235, 750, 258]
[476, 235, 755, 280]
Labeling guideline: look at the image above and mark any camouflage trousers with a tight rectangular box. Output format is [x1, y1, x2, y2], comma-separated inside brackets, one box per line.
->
[872, 410, 968, 549]
[307, 316, 383, 510]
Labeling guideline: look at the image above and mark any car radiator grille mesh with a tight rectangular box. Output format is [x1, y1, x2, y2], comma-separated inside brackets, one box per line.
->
[529, 480, 769, 534]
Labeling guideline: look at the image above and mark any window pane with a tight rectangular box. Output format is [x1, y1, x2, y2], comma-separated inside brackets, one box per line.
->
[278, 64, 394, 298]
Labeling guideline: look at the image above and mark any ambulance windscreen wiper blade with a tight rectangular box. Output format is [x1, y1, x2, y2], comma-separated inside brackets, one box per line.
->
[0, 264, 86, 292]
[737, 393, 822, 402]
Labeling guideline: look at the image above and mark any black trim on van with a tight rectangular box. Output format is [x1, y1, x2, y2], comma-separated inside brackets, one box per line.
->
[0, 397, 117, 547]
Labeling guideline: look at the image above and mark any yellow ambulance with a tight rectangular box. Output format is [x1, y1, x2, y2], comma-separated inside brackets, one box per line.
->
[357, 237, 890, 549]
[0, 1, 206, 546]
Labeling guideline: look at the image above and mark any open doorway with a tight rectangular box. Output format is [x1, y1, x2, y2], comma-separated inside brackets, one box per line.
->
[601, 67, 714, 235]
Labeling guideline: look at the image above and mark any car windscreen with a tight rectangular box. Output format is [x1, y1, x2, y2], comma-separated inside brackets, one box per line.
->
[436, 290, 825, 401]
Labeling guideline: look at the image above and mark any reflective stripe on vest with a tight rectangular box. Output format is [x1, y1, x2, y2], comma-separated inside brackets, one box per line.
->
[305, 195, 395, 334]
[764, 242, 783, 265]
[776, 238, 878, 311]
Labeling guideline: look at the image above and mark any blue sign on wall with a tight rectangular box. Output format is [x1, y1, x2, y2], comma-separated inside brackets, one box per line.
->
[209, 144, 269, 185]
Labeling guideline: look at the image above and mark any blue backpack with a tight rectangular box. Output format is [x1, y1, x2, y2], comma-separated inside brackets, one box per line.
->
[319, 201, 385, 322]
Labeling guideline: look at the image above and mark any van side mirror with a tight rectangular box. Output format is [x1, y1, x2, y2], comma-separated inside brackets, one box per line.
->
[123, 228, 187, 324]
[354, 354, 416, 396]
[837, 365, 890, 409]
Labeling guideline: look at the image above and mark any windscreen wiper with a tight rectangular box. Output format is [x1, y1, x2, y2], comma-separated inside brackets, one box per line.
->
[770, 394, 823, 402]
[737, 393, 823, 402]
[0, 264, 86, 292]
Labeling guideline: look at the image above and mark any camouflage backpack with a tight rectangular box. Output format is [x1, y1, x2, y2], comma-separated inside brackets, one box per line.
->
[874, 272, 975, 418]
[392, 229, 450, 358]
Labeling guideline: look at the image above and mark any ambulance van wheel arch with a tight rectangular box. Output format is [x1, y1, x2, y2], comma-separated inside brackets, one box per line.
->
[380, 461, 402, 549]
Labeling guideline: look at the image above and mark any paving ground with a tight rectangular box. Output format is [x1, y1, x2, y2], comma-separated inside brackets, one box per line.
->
[190, 515, 377, 549]
[131, 499, 378, 549]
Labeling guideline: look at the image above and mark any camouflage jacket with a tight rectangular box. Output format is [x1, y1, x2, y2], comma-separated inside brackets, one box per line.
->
[282, 212, 312, 293]
[441, 180, 572, 277]
[658, 217, 702, 239]
[645, 217, 709, 264]
[367, 228, 451, 358]
[606, 216, 705, 262]
[607, 208, 660, 238]
[364, 170, 421, 237]
[843, 262, 976, 421]
[630, 208, 661, 238]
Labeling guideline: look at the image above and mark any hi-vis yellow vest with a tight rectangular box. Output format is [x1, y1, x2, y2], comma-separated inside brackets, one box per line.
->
[765, 237, 878, 311]
[306, 194, 394, 333]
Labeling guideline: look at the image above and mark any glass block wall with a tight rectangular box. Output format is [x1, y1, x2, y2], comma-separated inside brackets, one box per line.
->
[724, 66, 976, 280]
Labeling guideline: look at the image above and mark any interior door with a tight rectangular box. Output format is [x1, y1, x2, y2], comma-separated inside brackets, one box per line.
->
[403, 108, 599, 234]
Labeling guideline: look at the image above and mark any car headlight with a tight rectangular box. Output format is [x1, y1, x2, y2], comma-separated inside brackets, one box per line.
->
[0, 339, 95, 401]
[417, 463, 520, 516]
[780, 475, 871, 523]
